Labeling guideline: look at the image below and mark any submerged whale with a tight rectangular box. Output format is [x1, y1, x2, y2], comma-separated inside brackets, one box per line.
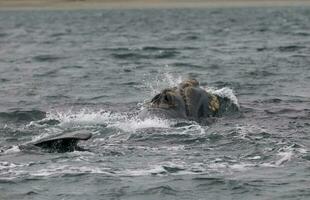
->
[138, 79, 239, 123]
[19, 130, 92, 153]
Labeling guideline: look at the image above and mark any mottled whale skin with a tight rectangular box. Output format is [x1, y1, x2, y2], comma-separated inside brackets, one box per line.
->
[138, 79, 239, 123]
[19, 130, 92, 153]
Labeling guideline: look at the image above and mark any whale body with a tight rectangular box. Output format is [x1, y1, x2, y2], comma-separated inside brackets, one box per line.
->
[15, 79, 238, 153]
[139, 79, 239, 123]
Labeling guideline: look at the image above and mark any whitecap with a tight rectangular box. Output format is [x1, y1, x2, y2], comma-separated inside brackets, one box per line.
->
[1, 145, 21, 154]
[0, 161, 19, 170]
[31, 164, 113, 177]
[275, 151, 294, 166]
[261, 148, 294, 167]
[229, 163, 256, 171]
[120, 165, 166, 176]
[175, 123, 207, 135]
[208, 162, 257, 173]
[247, 156, 261, 160]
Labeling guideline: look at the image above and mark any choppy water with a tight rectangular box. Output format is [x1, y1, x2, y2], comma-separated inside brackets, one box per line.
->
[0, 7, 310, 200]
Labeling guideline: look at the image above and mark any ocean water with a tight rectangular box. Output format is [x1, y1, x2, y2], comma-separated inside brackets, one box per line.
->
[0, 7, 310, 200]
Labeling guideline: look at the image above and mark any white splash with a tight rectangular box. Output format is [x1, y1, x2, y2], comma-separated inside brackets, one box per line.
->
[247, 156, 261, 160]
[46, 109, 126, 128]
[230, 163, 256, 171]
[144, 71, 184, 96]
[144, 71, 239, 108]
[206, 87, 240, 108]
[275, 151, 294, 166]
[2, 145, 21, 154]
[208, 162, 256, 173]
[31, 165, 113, 177]
[261, 146, 295, 167]
[121, 165, 166, 176]
[0, 161, 20, 170]
[109, 116, 171, 132]
[43, 109, 172, 132]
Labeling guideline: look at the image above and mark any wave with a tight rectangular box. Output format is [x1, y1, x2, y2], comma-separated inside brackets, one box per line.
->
[60, 65, 84, 70]
[170, 62, 205, 69]
[30, 164, 113, 177]
[277, 45, 306, 52]
[0, 32, 8, 38]
[32, 54, 66, 62]
[255, 98, 282, 103]
[111, 50, 179, 60]
[142, 185, 178, 195]
[107, 45, 181, 60]
[0, 110, 46, 123]
[244, 70, 276, 78]
[99, 46, 183, 52]
[141, 46, 178, 51]
[0, 145, 21, 154]
[0, 148, 302, 180]
[33, 69, 58, 77]
[256, 45, 306, 52]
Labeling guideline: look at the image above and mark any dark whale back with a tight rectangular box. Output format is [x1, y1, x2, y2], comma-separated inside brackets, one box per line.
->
[20, 130, 92, 153]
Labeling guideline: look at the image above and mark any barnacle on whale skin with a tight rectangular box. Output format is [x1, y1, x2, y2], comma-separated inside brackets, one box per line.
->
[208, 94, 220, 112]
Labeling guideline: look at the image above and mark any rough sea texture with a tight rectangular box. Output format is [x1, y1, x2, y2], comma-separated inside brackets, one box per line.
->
[0, 7, 310, 200]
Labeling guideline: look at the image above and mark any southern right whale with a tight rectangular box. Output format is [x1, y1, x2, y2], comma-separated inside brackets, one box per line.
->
[14, 79, 238, 153]
[138, 79, 239, 123]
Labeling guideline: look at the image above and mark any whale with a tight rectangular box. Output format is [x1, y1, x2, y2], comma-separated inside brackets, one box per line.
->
[18, 130, 92, 153]
[13, 79, 237, 153]
[138, 79, 239, 123]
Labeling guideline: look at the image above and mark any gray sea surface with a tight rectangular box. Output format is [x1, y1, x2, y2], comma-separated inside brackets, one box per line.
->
[0, 7, 310, 200]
